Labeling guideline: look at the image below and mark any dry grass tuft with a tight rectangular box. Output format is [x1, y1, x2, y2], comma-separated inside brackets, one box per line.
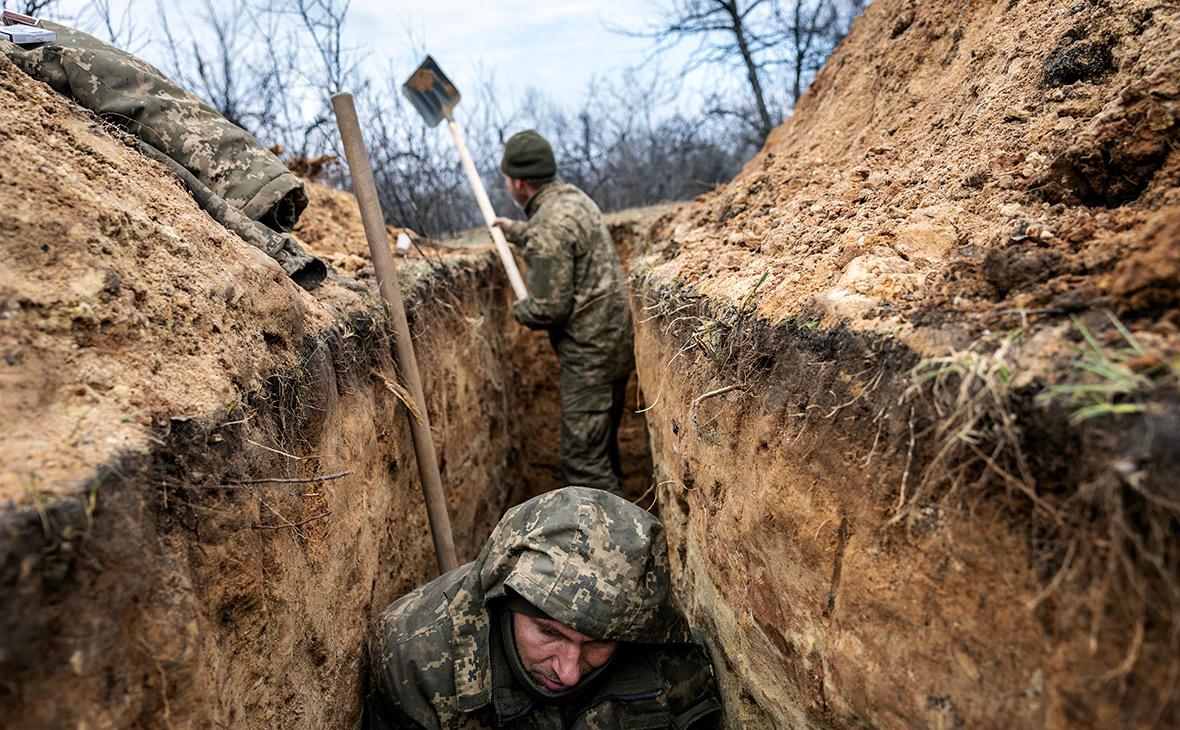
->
[895, 333, 1055, 523]
[903, 315, 1180, 704]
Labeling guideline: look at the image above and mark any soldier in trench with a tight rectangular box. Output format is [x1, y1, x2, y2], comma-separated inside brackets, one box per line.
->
[492, 132, 635, 495]
[368, 487, 722, 729]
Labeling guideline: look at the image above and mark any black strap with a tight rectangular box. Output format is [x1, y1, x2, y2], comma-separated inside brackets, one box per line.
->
[672, 698, 722, 729]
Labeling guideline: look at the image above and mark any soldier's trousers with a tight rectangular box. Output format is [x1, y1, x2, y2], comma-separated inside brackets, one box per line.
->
[560, 377, 628, 495]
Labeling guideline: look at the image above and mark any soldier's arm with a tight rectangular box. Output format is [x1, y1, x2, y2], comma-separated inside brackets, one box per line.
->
[512, 215, 575, 328]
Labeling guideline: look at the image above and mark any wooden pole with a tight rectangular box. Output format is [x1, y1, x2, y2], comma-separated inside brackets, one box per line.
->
[331, 92, 458, 574]
[446, 119, 530, 301]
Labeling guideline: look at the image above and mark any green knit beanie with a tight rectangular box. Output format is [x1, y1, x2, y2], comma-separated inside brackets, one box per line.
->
[501, 130, 557, 180]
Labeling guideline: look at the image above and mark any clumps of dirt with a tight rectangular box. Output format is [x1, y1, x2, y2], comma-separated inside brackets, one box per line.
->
[631, 0, 1180, 725]
[641, 0, 1178, 346]
[1106, 207, 1180, 316]
[0, 54, 323, 505]
[1042, 26, 1116, 88]
[292, 181, 443, 276]
[1037, 55, 1178, 206]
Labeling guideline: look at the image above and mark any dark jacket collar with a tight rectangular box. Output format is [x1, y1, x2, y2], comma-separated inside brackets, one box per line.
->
[524, 181, 563, 218]
[489, 630, 664, 726]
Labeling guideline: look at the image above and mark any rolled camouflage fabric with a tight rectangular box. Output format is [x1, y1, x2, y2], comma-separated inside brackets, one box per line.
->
[136, 142, 326, 291]
[2, 21, 307, 230]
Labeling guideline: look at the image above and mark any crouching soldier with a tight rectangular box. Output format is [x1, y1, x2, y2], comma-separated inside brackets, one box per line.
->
[369, 487, 722, 729]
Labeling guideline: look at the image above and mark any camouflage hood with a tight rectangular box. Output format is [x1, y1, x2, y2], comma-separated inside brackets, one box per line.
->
[447, 487, 689, 711]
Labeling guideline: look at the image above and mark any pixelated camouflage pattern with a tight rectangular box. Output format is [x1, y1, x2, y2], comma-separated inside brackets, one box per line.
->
[371, 488, 719, 729]
[559, 379, 627, 494]
[3, 21, 306, 226]
[508, 183, 634, 412]
[134, 141, 326, 290]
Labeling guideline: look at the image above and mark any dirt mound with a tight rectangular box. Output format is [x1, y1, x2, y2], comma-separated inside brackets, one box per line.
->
[632, 0, 1179, 727]
[0, 54, 321, 506]
[646, 0, 1178, 344]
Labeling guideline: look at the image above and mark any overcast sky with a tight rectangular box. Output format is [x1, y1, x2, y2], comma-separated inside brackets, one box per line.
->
[46, 1, 711, 113]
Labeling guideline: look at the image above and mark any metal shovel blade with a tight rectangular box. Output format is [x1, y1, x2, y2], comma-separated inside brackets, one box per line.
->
[402, 56, 460, 128]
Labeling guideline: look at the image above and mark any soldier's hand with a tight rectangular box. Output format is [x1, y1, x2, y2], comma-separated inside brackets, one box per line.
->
[492, 217, 514, 230]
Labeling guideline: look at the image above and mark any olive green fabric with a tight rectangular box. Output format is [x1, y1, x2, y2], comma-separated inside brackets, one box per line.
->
[501, 130, 557, 180]
[560, 377, 628, 495]
[370, 488, 721, 729]
[134, 142, 326, 290]
[502, 181, 635, 488]
[1, 22, 325, 289]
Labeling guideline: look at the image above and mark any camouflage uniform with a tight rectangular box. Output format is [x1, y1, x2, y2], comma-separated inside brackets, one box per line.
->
[1, 21, 325, 289]
[370, 487, 721, 729]
[501, 184, 634, 494]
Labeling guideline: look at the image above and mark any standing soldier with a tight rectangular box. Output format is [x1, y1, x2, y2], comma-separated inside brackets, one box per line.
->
[493, 131, 634, 495]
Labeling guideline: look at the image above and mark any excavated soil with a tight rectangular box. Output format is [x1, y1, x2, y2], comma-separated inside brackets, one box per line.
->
[647, 1, 1178, 346]
[633, 0, 1179, 727]
[0, 54, 651, 727]
[5, 0, 1179, 726]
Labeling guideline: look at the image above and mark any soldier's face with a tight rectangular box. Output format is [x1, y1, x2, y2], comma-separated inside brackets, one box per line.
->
[512, 612, 617, 692]
[504, 175, 530, 209]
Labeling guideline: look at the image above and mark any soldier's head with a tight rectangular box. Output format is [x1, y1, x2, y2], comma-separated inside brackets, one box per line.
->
[500, 129, 557, 208]
[475, 487, 686, 696]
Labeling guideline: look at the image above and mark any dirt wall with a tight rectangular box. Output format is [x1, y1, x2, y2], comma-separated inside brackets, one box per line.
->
[0, 54, 574, 727]
[633, 288, 1176, 728]
[0, 258, 554, 728]
[630, 0, 1179, 727]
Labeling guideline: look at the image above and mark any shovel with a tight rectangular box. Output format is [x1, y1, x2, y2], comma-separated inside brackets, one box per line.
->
[402, 56, 529, 301]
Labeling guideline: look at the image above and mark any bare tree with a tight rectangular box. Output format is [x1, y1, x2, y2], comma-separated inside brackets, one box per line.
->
[619, 0, 867, 141]
[774, 0, 866, 103]
[284, 0, 356, 96]
[84, 0, 143, 52]
[36, 0, 832, 237]
[2, 0, 60, 16]
[157, 0, 255, 128]
[620, 0, 781, 141]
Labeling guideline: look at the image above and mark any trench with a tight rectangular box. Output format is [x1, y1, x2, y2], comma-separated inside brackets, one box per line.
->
[3, 199, 1175, 729]
[0, 217, 656, 728]
[5, 0, 1179, 722]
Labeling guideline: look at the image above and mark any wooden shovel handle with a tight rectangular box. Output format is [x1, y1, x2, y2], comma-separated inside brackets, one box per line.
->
[332, 92, 459, 575]
[447, 120, 530, 301]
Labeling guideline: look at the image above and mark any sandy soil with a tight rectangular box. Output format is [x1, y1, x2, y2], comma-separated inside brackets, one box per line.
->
[631, 0, 1179, 727]
[642, 0, 1178, 359]
[0, 54, 321, 507]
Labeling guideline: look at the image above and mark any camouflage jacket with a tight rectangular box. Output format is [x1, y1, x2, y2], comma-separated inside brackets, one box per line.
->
[1, 22, 325, 289]
[504, 184, 634, 411]
[371, 488, 721, 729]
